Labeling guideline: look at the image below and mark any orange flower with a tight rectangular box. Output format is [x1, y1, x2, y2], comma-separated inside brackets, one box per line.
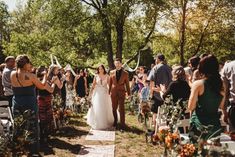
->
[172, 132, 179, 140]
[165, 135, 172, 148]
[153, 134, 159, 142]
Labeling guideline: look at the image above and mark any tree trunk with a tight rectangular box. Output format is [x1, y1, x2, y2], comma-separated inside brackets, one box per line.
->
[116, 22, 124, 60]
[101, 15, 114, 69]
[179, 0, 187, 66]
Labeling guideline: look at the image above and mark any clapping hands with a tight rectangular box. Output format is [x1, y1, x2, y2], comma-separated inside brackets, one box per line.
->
[51, 76, 58, 83]
[160, 84, 166, 92]
[152, 84, 166, 93]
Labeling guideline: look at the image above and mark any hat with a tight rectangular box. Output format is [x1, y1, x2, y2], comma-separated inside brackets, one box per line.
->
[5, 56, 15, 63]
[154, 53, 165, 61]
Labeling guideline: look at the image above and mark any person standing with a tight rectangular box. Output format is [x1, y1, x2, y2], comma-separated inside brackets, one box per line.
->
[11, 55, 53, 156]
[74, 69, 88, 98]
[0, 64, 6, 100]
[221, 60, 235, 132]
[188, 55, 226, 141]
[2, 56, 15, 108]
[109, 58, 131, 129]
[148, 53, 172, 130]
[87, 65, 114, 130]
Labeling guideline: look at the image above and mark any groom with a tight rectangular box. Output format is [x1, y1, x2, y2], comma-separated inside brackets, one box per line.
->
[109, 58, 131, 129]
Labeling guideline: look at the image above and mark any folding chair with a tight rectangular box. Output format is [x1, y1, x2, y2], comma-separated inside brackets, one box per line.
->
[0, 101, 14, 135]
[155, 106, 167, 132]
[177, 117, 190, 134]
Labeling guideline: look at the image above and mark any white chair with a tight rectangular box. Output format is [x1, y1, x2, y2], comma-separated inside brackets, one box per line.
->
[155, 106, 190, 134]
[177, 117, 190, 134]
[155, 106, 167, 132]
[0, 101, 14, 135]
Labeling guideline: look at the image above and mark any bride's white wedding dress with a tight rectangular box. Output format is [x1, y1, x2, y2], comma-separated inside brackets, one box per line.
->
[87, 75, 114, 130]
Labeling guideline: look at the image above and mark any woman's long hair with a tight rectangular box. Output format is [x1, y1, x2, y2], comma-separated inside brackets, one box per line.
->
[199, 55, 222, 95]
[66, 70, 75, 86]
[48, 65, 60, 81]
[96, 65, 107, 75]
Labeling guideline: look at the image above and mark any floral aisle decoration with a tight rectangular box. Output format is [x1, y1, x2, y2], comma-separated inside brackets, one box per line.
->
[52, 94, 71, 129]
[80, 96, 92, 113]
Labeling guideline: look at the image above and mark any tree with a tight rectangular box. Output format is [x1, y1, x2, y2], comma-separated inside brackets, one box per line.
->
[0, 1, 10, 63]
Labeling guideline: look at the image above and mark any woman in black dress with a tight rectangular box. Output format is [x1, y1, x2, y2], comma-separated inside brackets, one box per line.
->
[74, 69, 87, 98]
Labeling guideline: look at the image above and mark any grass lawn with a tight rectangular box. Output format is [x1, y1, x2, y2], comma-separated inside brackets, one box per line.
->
[40, 112, 163, 157]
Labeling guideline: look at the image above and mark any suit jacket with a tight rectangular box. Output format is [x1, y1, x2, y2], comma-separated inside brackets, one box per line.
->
[109, 69, 131, 97]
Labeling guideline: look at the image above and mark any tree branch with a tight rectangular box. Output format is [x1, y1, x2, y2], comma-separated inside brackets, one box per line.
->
[80, 0, 100, 10]
[125, 12, 158, 64]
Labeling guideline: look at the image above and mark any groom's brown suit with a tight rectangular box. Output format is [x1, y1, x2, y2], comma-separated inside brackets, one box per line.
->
[109, 69, 130, 127]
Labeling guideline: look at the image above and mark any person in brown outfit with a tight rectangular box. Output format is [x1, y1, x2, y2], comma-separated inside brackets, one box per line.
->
[109, 58, 131, 129]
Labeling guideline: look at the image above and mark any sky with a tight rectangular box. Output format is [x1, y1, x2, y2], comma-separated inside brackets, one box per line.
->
[2, 0, 26, 11]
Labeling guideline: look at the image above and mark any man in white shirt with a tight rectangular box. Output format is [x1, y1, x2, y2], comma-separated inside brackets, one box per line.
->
[2, 56, 15, 108]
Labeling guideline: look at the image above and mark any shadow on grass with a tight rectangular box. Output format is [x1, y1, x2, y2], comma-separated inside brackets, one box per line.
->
[55, 126, 89, 138]
[116, 125, 145, 135]
[69, 119, 88, 127]
[47, 138, 82, 154]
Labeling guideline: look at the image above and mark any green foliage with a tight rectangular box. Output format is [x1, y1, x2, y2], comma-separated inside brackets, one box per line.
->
[1, 0, 235, 67]
[160, 95, 188, 132]
[0, 1, 10, 63]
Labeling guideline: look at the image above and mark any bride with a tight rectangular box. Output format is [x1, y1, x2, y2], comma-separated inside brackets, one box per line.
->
[87, 65, 114, 130]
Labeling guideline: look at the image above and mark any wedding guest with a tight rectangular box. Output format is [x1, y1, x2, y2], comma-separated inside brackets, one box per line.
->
[134, 66, 148, 93]
[48, 65, 63, 97]
[36, 66, 56, 144]
[188, 55, 226, 141]
[221, 60, 235, 132]
[65, 70, 76, 110]
[158, 66, 190, 103]
[0, 64, 6, 100]
[2, 56, 15, 108]
[74, 68, 88, 98]
[188, 56, 200, 84]
[148, 53, 172, 129]
[10, 55, 53, 156]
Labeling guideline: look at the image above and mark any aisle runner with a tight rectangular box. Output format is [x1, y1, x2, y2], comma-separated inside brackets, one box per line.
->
[85, 129, 115, 141]
[77, 145, 115, 157]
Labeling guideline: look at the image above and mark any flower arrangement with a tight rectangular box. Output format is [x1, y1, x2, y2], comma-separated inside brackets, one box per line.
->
[179, 143, 196, 157]
[159, 95, 188, 132]
[52, 94, 71, 129]
[128, 92, 139, 114]
[153, 127, 181, 149]
[80, 96, 92, 112]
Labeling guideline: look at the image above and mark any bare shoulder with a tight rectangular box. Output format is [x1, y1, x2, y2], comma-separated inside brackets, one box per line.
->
[11, 71, 17, 77]
[191, 80, 204, 91]
[27, 72, 36, 78]
[193, 79, 203, 86]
